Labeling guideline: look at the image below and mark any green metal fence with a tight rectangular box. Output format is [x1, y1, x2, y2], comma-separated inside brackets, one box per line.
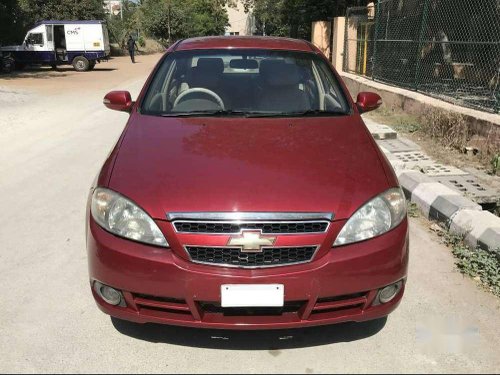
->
[343, 0, 500, 113]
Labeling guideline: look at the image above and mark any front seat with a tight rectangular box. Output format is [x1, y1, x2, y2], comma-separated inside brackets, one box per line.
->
[258, 60, 310, 113]
[181, 58, 230, 106]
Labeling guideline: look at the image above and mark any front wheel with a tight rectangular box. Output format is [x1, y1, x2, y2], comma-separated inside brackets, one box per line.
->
[14, 61, 25, 71]
[72, 56, 90, 72]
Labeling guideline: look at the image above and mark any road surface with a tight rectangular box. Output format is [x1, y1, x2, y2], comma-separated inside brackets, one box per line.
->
[0, 54, 499, 374]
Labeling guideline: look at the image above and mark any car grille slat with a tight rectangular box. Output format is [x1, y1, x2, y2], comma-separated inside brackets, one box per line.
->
[174, 221, 329, 234]
[185, 246, 317, 268]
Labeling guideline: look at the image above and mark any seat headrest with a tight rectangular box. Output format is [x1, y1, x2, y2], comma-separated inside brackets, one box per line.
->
[188, 58, 224, 88]
[259, 59, 301, 86]
[195, 58, 224, 74]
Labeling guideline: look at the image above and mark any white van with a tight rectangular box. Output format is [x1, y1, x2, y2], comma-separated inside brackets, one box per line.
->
[0, 20, 111, 72]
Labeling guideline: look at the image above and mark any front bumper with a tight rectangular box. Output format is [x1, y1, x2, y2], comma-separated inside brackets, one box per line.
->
[87, 218, 409, 330]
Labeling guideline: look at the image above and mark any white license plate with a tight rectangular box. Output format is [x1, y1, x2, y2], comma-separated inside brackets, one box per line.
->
[221, 284, 284, 308]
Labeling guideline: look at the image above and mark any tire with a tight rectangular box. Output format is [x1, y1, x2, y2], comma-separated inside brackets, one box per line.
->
[14, 61, 25, 71]
[88, 61, 96, 70]
[72, 56, 90, 72]
[2, 59, 14, 73]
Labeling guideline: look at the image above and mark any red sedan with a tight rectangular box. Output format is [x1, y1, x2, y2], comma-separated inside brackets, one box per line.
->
[87, 36, 408, 330]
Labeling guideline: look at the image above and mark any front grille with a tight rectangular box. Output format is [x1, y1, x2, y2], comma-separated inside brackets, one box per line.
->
[309, 292, 368, 318]
[199, 301, 306, 316]
[174, 221, 329, 234]
[185, 246, 318, 268]
[131, 293, 194, 320]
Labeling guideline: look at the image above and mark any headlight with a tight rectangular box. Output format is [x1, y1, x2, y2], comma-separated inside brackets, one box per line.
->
[333, 187, 406, 246]
[91, 187, 168, 247]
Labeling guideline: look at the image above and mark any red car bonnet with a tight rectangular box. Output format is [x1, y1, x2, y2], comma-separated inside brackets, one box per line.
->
[106, 113, 392, 221]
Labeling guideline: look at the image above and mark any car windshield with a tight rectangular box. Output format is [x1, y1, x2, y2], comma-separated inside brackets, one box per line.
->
[141, 49, 350, 117]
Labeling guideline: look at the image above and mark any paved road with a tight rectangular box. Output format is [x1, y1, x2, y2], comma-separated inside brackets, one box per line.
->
[1, 55, 499, 374]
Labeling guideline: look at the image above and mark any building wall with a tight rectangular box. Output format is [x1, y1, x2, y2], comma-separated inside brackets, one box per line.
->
[225, 1, 253, 36]
[103, 0, 121, 16]
[311, 21, 331, 58]
[311, 18, 353, 72]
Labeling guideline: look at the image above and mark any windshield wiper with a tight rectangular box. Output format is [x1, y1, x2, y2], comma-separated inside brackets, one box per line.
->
[160, 110, 248, 117]
[242, 109, 348, 118]
[159, 109, 348, 118]
[285, 109, 348, 117]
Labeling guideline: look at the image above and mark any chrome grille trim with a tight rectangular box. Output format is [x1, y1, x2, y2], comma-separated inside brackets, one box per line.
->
[184, 245, 320, 269]
[173, 220, 330, 234]
[167, 212, 334, 221]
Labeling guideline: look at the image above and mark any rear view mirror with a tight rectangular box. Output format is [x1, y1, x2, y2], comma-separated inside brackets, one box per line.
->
[356, 92, 382, 113]
[103, 91, 133, 112]
[230, 59, 258, 70]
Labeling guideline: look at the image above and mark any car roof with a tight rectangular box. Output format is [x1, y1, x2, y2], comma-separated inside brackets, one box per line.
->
[174, 36, 315, 52]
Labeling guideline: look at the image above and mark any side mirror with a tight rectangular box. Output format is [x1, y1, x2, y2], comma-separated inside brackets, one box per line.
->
[356, 92, 382, 113]
[103, 91, 133, 112]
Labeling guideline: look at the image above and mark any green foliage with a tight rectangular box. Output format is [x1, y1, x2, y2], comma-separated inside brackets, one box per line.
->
[444, 233, 500, 297]
[242, 0, 370, 39]
[407, 201, 419, 218]
[19, 0, 105, 23]
[0, 0, 25, 45]
[139, 0, 230, 45]
[1, 0, 106, 45]
[491, 153, 500, 176]
[1, 0, 367, 48]
[396, 120, 420, 134]
[107, 0, 139, 47]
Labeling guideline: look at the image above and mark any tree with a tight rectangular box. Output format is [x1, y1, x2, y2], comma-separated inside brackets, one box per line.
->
[19, 0, 106, 23]
[184, 0, 230, 37]
[242, 0, 370, 39]
[0, 0, 25, 45]
[140, 0, 187, 44]
[107, 0, 140, 47]
[139, 0, 231, 44]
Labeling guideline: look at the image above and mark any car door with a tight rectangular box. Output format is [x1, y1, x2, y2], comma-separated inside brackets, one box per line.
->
[25, 31, 50, 64]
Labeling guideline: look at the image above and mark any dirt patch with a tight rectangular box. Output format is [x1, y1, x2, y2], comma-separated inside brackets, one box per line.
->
[365, 107, 500, 177]
[0, 53, 163, 95]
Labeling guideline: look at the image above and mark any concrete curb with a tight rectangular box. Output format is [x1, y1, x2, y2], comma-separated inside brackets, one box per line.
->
[368, 119, 500, 254]
[397, 170, 482, 224]
[402, 168, 500, 253]
[364, 118, 397, 140]
[450, 210, 500, 259]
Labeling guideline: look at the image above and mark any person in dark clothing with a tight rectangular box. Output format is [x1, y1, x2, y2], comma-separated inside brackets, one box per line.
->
[127, 36, 138, 63]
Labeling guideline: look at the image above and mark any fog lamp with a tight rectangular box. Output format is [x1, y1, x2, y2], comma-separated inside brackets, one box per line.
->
[94, 281, 126, 307]
[377, 281, 403, 304]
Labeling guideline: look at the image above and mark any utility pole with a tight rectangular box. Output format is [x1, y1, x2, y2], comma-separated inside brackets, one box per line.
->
[120, 0, 123, 20]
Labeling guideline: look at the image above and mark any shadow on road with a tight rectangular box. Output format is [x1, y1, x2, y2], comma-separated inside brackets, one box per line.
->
[111, 317, 387, 349]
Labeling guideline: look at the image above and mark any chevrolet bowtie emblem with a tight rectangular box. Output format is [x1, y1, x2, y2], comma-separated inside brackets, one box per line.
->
[227, 231, 276, 253]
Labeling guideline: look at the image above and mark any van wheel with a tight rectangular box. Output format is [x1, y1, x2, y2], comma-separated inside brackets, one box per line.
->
[88, 61, 96, 70]
[14, 62, 25, 70]
[73, 56, 90, 72]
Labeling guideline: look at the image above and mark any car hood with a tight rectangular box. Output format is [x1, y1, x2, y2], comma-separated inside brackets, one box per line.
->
[109, 114, 391, 220]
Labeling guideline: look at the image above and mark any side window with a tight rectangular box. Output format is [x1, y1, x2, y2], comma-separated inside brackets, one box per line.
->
[28, 33, 44, 46]
[141, 55, 176, 112]
[315, 60, 348, 111]
[46, 26, 53, 43]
